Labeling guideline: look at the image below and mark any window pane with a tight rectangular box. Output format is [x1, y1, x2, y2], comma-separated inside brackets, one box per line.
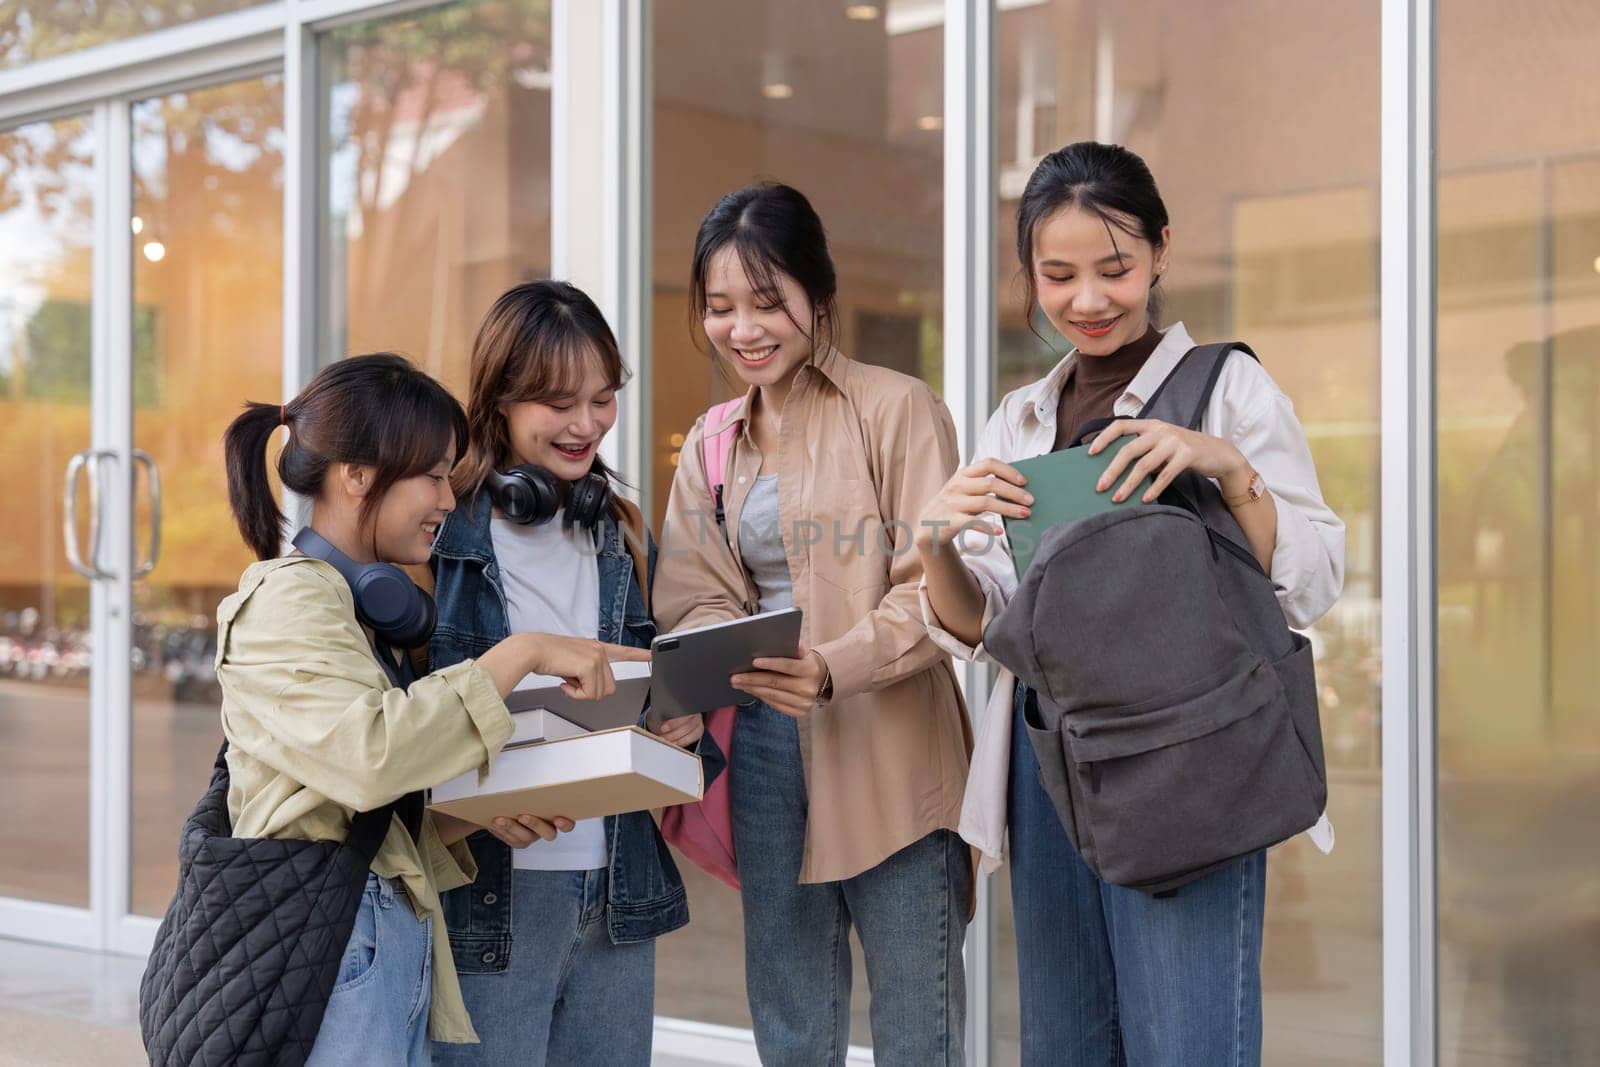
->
[0, 1, 273, 71]
[994, 3, 1382, 1063]
[649, 1, 944, 1045]
[651, 0, 944, 530]
[321, 0, 552, 394]
[129, 75, 284, 916]
[0, 114, 95, 907]
[1436, 3, 1600, 1061]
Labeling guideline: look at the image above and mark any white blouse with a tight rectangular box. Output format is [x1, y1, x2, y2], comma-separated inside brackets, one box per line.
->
[919, 321, 1345, 874]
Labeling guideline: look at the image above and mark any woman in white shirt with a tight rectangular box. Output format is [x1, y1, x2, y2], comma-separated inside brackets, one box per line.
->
[916, 142, 1343, 1066]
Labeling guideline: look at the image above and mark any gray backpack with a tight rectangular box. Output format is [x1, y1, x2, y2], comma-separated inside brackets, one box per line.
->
[985, 343, 1326, 895]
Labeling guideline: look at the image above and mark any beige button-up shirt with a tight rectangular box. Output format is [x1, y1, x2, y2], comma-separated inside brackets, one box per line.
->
[655, 349, 974, 885]
[215, 556, 514, 1044]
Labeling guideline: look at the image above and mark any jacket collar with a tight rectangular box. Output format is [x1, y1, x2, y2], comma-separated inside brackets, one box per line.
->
[704, 347, 850, 438]
[431, 487, 623, 563]
[431, 489, 495, 563]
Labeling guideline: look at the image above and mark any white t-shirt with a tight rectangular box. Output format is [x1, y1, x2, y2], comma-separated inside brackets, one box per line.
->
[490, 512, 607, 871]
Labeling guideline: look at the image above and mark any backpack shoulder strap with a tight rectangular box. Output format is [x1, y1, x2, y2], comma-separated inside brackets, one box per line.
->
[1138, 341, 1261, 562]
[1138, 341, 1258, 431]
[700, 398, 744, 533]
[701, 399, 743, 491]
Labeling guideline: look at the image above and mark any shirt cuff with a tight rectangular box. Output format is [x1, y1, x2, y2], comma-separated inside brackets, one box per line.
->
[917, 571, 1007, 664]
[421, 816, 479, 893]
[1267, 492, 1334, 629]
[441, 660, 514, 768]
[810, 631, 877, 703]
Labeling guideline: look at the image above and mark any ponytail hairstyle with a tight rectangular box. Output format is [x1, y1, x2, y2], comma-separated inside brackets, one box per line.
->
[453, 280, 631, 502]
[689, 182, 840, 362]
[1016, 141, 1171, 336]
[223, 353, 468, 561]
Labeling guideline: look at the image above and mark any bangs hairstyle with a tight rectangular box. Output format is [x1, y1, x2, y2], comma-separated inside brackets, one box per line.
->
[1016, 141, 1171, 338]
[455, 280, 631, 499]
[689, 182, 840, 366]
[223, 353, 467, 561]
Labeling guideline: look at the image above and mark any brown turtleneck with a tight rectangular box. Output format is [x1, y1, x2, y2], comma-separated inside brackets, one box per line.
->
[1053, 324, 1163, 450]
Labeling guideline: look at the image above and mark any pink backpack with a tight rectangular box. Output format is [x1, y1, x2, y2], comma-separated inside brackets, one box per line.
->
[658, 399, 744, 889]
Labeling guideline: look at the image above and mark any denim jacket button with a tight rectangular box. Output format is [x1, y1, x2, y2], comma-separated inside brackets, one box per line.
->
[482, 892, 497, 905]
[480, 950, 497, 964]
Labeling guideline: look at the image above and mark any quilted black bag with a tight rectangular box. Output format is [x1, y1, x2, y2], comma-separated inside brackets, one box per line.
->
[138, 742, 399, 1067]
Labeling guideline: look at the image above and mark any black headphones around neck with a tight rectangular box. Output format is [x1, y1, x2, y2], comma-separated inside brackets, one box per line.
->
[485, 464, 611, 533]
[291, 527, 436, 649]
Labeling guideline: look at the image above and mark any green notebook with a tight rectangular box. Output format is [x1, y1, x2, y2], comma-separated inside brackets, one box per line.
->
[1002, 436, 1154, 580]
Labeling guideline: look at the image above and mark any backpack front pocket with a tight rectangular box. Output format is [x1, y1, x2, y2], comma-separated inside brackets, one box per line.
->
[1059, 654, 1322, 890]
[1020, 688, 1089, 863]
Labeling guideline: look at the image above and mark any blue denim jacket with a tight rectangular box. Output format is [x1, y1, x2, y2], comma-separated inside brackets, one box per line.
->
[429, 491, 721, 972]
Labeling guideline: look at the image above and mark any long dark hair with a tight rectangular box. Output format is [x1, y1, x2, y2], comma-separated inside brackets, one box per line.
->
[223, 353, 468, 561]
[1017, 141, 1170, 332]
[689, 182, 840, 359]
[453, 280, 630, 501]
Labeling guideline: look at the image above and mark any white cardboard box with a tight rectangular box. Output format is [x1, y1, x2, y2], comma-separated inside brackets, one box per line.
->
[429, 726, 702, 827]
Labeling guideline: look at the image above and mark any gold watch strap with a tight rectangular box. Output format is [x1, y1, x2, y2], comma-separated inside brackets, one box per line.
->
[1222, 470, 1265, 508]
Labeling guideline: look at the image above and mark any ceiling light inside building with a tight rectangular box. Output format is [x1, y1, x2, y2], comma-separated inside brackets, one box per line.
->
[142, 241, 166, 263]
[761, 51, 794, 101]
[917, 115, 944, 131]
[846, 4, 881, 19]
[130, 216, 144, 234]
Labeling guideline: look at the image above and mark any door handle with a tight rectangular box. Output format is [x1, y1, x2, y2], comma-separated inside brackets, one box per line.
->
[133, 449, 161, 579]
[62, 450, 114, 580]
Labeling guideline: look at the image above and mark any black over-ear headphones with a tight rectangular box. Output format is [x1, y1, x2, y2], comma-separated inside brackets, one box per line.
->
[485, 465, 611, 532]
[292, 527, 436, 648]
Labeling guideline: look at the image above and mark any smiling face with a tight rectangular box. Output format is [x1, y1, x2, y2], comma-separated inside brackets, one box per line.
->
[500, 351, 619, 482]
[1031, 204, 1171, 357]
[700, 245, 817, 391]
[366, 449, 455, 565]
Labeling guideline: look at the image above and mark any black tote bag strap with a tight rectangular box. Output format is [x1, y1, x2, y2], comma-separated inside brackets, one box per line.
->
[369, 634, 426, 842]
[345, 803, 399, 864]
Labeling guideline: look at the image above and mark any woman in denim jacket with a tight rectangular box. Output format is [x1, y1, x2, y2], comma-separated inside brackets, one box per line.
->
[429, 281, 721, 1066]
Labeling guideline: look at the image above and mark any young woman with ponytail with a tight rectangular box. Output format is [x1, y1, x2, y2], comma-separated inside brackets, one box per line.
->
[216, 353, 635, 1063]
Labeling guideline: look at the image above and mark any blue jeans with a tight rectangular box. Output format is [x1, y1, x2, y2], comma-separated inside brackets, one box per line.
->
[433, 867, 654, 1066]
[1008, 685, 1266, 1067]
[308, 873, 433, 1067]
[730, 700, 970, 1067]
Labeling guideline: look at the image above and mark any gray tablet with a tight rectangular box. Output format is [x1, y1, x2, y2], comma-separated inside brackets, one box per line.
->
[649, 608, 804, 718]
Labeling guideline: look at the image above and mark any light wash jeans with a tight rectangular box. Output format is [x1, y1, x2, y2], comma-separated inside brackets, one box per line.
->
[730, 699, 970, 1067]
[433, 867, 655, 1066]
[307, 873, 433, 1066]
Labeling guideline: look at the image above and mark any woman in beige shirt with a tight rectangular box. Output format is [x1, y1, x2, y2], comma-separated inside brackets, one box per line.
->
[655, 183, 973, 1066]
[217, 353, 643, 1061]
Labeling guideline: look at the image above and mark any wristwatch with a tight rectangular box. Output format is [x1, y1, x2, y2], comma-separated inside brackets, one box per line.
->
[1223, 469, 1267, 508]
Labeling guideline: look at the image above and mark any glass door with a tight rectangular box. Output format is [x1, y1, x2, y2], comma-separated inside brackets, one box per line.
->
[0, 114, 98, 942]
[0, 73, 284, 951]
